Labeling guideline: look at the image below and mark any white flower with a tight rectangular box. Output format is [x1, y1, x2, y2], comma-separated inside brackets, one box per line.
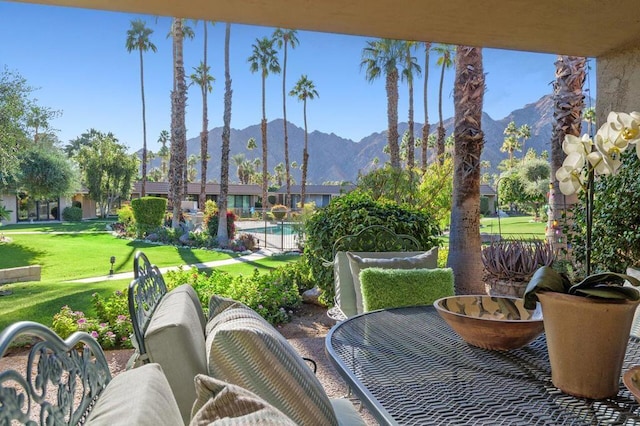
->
[589, 127, 624, 175]
[556, 152, 586, 195]
[607, 111, 640, 147]
[562, 134, 592, 158]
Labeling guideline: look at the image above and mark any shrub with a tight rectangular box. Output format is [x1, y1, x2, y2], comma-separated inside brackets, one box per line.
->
[481, 239, 555, 282]
[50, 206, 58, 219]
[304, 191, 440, 305]
[206, 210, 236, 240]
[131, 196, 167, 236]
[236, 233, 258, 251]
[164, 262, 302, 325]
[62, 206, 82, 222]
[52, 290, 133, 349]
[116, 204, 136, 236]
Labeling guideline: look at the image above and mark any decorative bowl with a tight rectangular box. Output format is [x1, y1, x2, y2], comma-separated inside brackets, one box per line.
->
[434, 295, 544, 351]
[623, 366, 640, 403]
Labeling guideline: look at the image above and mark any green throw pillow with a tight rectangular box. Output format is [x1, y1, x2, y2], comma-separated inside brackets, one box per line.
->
[359, 267, 454, 312]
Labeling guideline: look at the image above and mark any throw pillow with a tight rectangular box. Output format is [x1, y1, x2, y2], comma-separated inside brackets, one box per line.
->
[346, 248, 438, 314]
[359, 267, 454, 312]
[190, 375, 296, 425]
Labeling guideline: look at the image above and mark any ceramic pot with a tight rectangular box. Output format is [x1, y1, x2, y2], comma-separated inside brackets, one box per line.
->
[485, 278, 527, 298]
[538, 291, 640, 399]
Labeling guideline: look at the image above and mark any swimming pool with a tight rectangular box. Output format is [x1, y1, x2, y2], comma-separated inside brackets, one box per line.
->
[240, 223, 299, 236]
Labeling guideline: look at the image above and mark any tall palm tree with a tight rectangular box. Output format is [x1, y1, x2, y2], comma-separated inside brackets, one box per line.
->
[272, 28, 299, 208]
[401, 41, 421, 170]
[546, 56, 586, 255]
[433, 44, 454, 165]
[422, 41, 432, 172]
[248, 36, 280, 217]
[519, 124, 531, 160]
[290, 74, 318, 208]
[189, 21, 215, 211]
[157, 130, 170, 180]
[217, 23, 232, 246]
[169, 18, 188, 229]
[126, 19, 157, 197]
[361, 38, 404, 169]
[447, 45, 485, 295]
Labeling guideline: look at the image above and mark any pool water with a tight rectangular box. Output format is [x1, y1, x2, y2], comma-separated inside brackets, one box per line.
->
[240, 223, 299, 236]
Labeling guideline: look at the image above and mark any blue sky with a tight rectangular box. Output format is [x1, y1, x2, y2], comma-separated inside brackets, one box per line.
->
[0, 2, 595, 154]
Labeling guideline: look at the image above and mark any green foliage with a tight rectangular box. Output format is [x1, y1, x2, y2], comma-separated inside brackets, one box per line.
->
[0, 204, 11, 221]
[76, 132, 138, 218]
[480, 197, 490, 215]
[52, 290, 133, 349]
[481, 239, 555, 282]
[164, 263, 302, 325]
[18, 146, 78, 200]
[131, 196, 167, 236]
[62, 206, 82, 222]
[304, 191, 440, 305]
[203, 199, 218, 218]
[117, 204, 135, 235]
[356, 165, 420, 206]
[0, 68, 31, 186]
[418, 157, 454, 229]
[207, 210, 236, 239]
[570, 150, 640, 273]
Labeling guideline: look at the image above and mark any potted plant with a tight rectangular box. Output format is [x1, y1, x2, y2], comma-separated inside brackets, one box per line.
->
[481, 238, 554, 298]
[523, 110, 640, 399]
[270, 204, 288, 220]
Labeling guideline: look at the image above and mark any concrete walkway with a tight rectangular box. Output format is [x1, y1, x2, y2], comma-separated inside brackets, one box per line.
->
[67, 249, 272, 284]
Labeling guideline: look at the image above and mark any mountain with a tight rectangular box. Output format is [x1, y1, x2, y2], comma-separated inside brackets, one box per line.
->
[145, 94, 591, 184]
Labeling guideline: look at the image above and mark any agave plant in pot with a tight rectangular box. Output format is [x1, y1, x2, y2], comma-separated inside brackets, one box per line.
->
[523, 111, 640, 399]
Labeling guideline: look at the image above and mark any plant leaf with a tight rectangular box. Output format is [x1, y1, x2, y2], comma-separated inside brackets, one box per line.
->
[571, 285, 640, 300]
[523, 266, 571, 310]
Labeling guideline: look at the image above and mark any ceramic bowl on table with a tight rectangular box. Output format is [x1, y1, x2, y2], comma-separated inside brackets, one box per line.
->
[623, 366, 640, 403]
[434, 295, 544, 351]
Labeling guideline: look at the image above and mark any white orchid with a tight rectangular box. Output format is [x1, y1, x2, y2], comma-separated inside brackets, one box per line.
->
[607, 111, 640, 147]
[556, 152, 587, 195]
[562, 134, 592, 158]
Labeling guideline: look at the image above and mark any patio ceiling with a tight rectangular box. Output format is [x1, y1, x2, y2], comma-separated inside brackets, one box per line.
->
[11, 0, 640, 58]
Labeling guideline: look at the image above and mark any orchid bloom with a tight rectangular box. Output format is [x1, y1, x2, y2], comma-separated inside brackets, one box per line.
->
[607, 111, 640, 147]
[562, 134, 592, 158]
[556, 151, 586, 195]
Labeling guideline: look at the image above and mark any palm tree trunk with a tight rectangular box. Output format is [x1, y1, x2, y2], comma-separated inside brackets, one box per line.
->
[218, 23, 232, 246]
[261, 72, 268, 219]
[301, 98, 309, 208]
[282, 40, 291, 209]
[386, 69, 400, 169]
[139, 47, 147, 197]
[437, 61, 446, 164]
[407, 74, 415, 169]
[199, 23, 209, 211]
[170, 18, 187, 229]
[422, 42, 431, 172]
[546, 56, 585, 256]
[448, 45, 485, 295]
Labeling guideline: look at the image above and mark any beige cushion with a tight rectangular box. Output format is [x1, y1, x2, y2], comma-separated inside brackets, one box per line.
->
[145, 284, 207, 424]
[206, 305, 338, 426]
[190, 375, 296, 425]
[206, 295, 245, 335]
[346, 248, 438, 314]
[330, 398, 368, 426]
[86, 363, 182, 426]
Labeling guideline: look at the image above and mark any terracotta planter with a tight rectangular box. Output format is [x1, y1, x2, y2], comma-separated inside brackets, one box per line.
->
[538, 291, 640, 399]
[485, 278, 527, 298]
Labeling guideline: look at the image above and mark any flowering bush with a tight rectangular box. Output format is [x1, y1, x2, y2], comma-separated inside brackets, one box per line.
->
[52, 290, 133, 349]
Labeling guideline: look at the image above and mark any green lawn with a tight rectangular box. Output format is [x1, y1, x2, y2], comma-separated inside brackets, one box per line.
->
[0, 219, 301, 330]
[480, 215, 546, 239]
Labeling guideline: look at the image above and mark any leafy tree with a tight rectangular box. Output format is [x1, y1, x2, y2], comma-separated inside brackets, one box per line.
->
[518, 158, 550, 220]
[217, 23, 233, 246]
[248, 36, 280, 215]
[356, 165, 419, 206]
[273, 28, 299, 208]
[26, 105, 61, 145]
[433, 44, 455, 164]
[126, 19, 157, 197]
[448, 45, 484, 295]
[418, 156, 454, 229]
[65, 129, 116, 158]
[361, 38, 404, 169]
[18, 146, 77, 200]
[77, 133, 138, 218]
[0, 69, 33, 185]
[290, 74, 318, 208]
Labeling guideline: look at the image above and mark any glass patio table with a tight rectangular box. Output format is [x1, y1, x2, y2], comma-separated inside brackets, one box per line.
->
[325, 305, 640, 425]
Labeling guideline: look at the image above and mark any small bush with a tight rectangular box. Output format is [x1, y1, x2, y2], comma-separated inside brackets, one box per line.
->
[131, 197, 167, 236]
[206, 210, 236, 240]
[62, 206, 82, 222]
[236, 233, 258, 251]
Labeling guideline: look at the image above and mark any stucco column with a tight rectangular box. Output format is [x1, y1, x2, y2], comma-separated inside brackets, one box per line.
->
[597, 47, 640, 123]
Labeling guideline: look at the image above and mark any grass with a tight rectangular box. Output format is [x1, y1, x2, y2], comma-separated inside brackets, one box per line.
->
[0, 220, 302, 330]
[480, 215, 546, 239]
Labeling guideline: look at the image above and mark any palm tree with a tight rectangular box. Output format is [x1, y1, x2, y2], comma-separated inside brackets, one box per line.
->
[157, 130, 170, 180]
[447, 45, 485, 295]
[546, 56, 586, 255]
[422, 41, 432, 172]
[361, 38, 404, 169]
[433, 44, 454, 165]
[501, 121, 521, 168]
[584, 106, 596, 135]
[217, 23, 232, 246]
[232, 153, 247, 183]
[272, 28, 299, 209]
[248, 36, 280, 216]
[169, 18, 188, 229]
[290, 74, 318, 208]
[519, 124, 531, 160]
[126, 19, 157, 197]
[401, 41, 421, 170]
[273, 162, 285, 186]
[189, 20, 215, 211]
